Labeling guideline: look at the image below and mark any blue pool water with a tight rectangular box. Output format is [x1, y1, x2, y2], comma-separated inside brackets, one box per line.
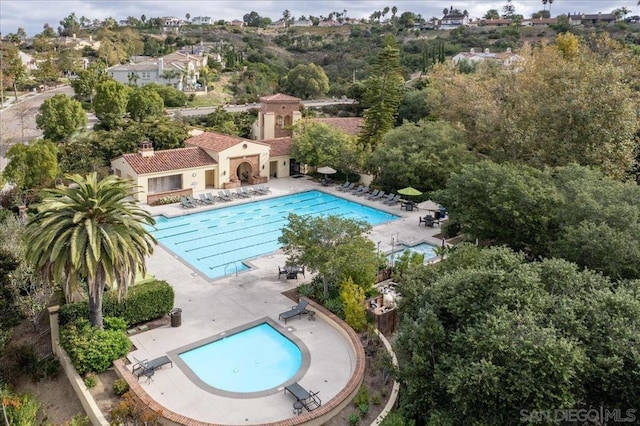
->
[151, 190, 398, 279]
[388, 243, 437, 263]
[179, 323, 302, 393]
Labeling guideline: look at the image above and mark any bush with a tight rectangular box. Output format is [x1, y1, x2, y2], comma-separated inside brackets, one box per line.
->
[324, 297, 344, 318]
[379, 412, 408, 426]
[372, 392, 382, 406]
[354, 384, 370, 407]
[145, 83, 187, 107]
[84, 373, 98, 388]
[359, 403, 369, 417]
[1, 385, 40, 425]
[113, 378, 130, 396]
[60, 318, 131, 374]
[59, 279, 175, 327]
[348, 412, 360, 425]
[150, 195, 181, 206]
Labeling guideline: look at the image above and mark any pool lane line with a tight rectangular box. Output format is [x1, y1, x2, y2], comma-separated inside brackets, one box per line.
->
[199, 239, 277, 262]
[189, 230, 283, 256]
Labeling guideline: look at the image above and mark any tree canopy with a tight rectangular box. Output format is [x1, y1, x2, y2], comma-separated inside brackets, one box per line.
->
[396, 244, 640, 424]
[290, 119, 364, 174]
[93, 80, 131, 130]
[282, 63, 330, 99]
[35, 94, 87, 142]
[127, 86, 164, 122]
[2, 140, 59, 189]
[278, 213, 376, 298]
[371, 120, 475, 194]
[427, 33, 640, 180]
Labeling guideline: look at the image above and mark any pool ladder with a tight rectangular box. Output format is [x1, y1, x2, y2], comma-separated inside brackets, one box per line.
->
[223, 261, 241, 277]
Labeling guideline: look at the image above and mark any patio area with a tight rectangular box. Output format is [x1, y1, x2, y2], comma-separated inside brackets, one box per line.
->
[118, 176, 443, 424]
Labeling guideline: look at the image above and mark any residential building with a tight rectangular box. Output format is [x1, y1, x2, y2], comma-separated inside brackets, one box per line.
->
[191, 16, 212, 25]
[229, 20, 244, 27]
[319, 19, 341, 27]
[108, 52, 204, 90]
[439, 13, 469, 30]
[568, 12, 617, 25]
[268, 19, 287, 28]
[522, 17, 557, 27]
[452, 48, 523, 67]
[477, 18, 513, 27]
[292, 19, 312, 27]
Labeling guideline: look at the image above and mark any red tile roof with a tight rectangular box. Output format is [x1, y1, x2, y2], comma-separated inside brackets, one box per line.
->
[185, 131, 268, 152]
[119, 147, 217, 175]
[312, 117, 364, 136]
[262, 137, 292, 156]
[259, 93, 302, 103]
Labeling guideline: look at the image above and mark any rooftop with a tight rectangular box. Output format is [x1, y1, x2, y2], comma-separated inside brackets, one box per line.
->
[119, 147, 217, 175]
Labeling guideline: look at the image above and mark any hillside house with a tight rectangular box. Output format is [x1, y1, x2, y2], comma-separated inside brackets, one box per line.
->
[108, 52, 203, 90]
[569, 13, 617, 25]
[478, 18, 513, 27]
[191, 16, 212, 25]
[522, 17, 557, 27]
[440, 13, 469, 30]
[452, 48, 523, 68]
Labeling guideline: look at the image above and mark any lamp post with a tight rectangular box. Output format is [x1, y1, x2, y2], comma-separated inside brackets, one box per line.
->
[377, 241, 381, 256]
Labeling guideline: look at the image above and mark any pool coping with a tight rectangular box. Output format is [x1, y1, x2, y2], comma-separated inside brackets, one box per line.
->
[166, 317, 311, 398]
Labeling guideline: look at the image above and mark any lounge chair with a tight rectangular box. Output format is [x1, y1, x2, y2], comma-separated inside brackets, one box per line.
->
[278, 299, 309, 323]
[350, 185, 365, 195]
[284, 382, 322, 411]
[180, 197, 196, 209]
[132, 355, 173, 381]
[380, 193, 395, 204]
[370, 191, 386, 201]
[366, 189, 380, 200]
[336, 182, 350, 190]
[355, 186, 370, 197]
[224, 189, 236, 199]
[338, 182, 354, 192]
[188, 195, 201, 206]
[383, 194, 401, 206]
[199, 193, 213, 204]
[240, 187, 253, 197]
[258, 184, 271, 194]
[235, 188, 250, 198]
[205, 192, 217, 203]
[218, 191, 232, 201]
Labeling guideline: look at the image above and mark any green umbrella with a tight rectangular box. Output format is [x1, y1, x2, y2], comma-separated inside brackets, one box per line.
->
[397, 186, 423, 197]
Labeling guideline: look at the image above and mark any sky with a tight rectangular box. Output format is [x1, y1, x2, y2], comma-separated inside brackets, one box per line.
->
[0, 0, 637, 37]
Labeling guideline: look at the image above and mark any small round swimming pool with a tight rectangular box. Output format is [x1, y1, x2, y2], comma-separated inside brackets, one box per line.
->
[178, 323, 302, 393]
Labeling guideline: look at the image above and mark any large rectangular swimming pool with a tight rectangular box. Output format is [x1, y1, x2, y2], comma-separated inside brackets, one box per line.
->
[151, 190, 398, 279]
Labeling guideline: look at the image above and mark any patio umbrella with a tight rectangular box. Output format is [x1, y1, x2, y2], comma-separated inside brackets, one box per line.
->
[317, 166, 337, 182]
[397, 186, 423, 197]
[418, 200, 440, 212]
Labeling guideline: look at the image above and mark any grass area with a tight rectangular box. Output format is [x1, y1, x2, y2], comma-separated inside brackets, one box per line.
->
[184, 74, 235, 108]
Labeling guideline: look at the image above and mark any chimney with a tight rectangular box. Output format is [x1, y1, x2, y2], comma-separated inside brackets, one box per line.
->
[139, 141, 154, 157]
[157, 58, 164, 75]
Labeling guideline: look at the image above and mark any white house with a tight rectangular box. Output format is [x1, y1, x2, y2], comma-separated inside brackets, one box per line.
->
[108, 52, 204, 90]
[440, 13, 469, 30]
[452, 48, 523, 67]
[191, 16, 212, 25]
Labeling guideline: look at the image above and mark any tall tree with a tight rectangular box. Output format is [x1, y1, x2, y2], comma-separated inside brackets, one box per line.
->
[2, 140, 59, 189]
[93, 80, 131, 130]
[484, 9, 501, 19]
[25, 173, 156, 329]
[70, 61, 109, 103]
[291, 119, 364, 173]
[35, 94, 87, 142]
[1, 44, 28, 102]
[359, 35, 404, 152]
[282, 63, 330, 99]
[279, 214, 376, 298]
[127, 86, 164, 122]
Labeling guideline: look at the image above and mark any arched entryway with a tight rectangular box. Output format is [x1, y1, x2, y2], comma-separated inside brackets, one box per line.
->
[236, 162, 253, 183]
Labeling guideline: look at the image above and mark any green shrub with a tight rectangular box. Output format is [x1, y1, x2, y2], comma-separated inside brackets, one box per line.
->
[60, 319, 131, 375]
[379, 412, 408, 426]
[1, 385, 40, 425]
[84, 373, 98, 388]
[297, 283, 315, 298]
[324, 297, 344, 318]
[348, 412, 360, 425]
[104, 316, 128, 332]
[150, 195, 181, 206]
[59, 279, 174, 327]
[113, 378, 129, 396]
[354, 384, 370, 407]
[65, 414, 92, 426]
[372, 392, 382, 406]
[359, 403, 369, 417]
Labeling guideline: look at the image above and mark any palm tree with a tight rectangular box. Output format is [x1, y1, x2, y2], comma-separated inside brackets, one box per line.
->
[548, 0, 554, 15]
[25, 173, 156, 329]
[542, 0, 548, 11]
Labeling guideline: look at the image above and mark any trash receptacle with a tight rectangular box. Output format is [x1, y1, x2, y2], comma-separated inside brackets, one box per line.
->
[169, 308, 182, 327]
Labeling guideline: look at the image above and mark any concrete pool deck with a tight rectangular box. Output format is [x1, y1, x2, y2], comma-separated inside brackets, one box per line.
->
[122, 177, 444, 425]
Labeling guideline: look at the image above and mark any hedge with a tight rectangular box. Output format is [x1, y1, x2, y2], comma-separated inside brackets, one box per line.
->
[58, 279, 174, 327]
